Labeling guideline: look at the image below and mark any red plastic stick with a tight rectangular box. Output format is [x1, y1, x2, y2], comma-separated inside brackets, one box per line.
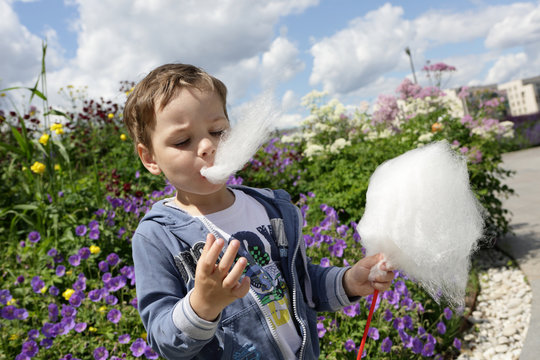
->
[357, 289, 379, 360]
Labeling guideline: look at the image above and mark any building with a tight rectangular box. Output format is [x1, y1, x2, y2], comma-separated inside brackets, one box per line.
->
[497, 76, 540, 116]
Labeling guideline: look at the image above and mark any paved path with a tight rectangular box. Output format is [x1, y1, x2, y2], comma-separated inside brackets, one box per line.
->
[496, 146, 540, 360]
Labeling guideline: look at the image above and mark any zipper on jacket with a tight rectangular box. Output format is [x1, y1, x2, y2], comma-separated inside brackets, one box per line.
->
[200, 215, 290, 358]
[291, 205, 308, 360]
[248, 288, 290, 358]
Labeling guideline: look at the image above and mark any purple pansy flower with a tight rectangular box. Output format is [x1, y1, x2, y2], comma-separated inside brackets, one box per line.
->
[131, 338, 146, 357]
[119, 334, 131, 344]
[381, 337, 392, 353]
[31, 276, 45, 293]
[75, 225, 87, 236]
[28, 231, 41, 243]
[93, 346, 108, 360]
[107, 309, 122, 324]
[75, 322, 87, 333]
[344, 339, 356, 352]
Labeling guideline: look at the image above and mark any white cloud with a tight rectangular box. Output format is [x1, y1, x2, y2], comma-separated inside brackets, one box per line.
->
[2, 0, 317, 106]
[309, 4, 413, 94]
[281, 90, 299, 112]
[262, 37, 305, 87]
[276, 113, 303, 129]
[308, 1, 540, 101]
[0, 0, 47, 86]
[485, 52, 529, 84]
[413, 4, 530, 46]
[216, 56, 261, 102]
[485, 2, 540, 49]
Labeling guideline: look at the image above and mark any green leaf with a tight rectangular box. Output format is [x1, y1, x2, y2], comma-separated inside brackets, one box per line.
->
[10, 126, 31, 159]
[0, 86, 47, 101]
[53, 139, 71, 166]
[45, 108, 69, 119]
[32, 139, 48, 158]
[0, 141, 23, 155]
[13, 204, 39, 211]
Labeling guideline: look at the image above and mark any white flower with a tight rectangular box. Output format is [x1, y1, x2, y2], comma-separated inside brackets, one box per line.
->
[378, 128, 393, 139]
[418, 132, 434, 143]
[329, 138, 351, 154]
[498, 121, 515, 138]
[281, 133, 303, 143]
[471, 127, 490, 139]
[303, 143, 325, 159]
[314, 123, 331, 132]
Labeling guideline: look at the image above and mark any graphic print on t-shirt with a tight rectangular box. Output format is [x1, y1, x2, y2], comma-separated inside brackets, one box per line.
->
[231, 226, 287, 306]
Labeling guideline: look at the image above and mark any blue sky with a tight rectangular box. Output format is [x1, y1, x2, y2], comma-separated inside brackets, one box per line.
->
[2, 0, 540, 127]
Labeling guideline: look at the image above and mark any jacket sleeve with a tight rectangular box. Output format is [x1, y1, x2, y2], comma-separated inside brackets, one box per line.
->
[293, 205, 359, 312]
[305, 261, 359, 312]
[132, 228, 221, 359]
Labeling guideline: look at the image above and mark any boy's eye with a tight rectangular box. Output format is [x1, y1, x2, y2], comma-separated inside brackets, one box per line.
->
[174, 138, 190, 147]
[210, 130, 226, 137]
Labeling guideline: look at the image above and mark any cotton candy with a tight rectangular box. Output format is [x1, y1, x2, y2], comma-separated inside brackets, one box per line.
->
[357, 140, 485, 309]
[200, 92, 279, 184]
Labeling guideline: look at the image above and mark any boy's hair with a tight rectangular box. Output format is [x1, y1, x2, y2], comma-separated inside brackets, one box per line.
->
[123, 63, 228, 153]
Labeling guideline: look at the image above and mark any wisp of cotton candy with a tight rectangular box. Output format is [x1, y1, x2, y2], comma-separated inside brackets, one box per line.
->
[356, 140, 485, 309]
[200, 92, 279, 184]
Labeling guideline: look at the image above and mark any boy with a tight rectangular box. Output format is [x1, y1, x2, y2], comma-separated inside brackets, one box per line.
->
[124, 63, 394, 359]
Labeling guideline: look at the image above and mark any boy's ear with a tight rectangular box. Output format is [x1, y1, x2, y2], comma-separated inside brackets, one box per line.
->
[137, 143, 162, 175]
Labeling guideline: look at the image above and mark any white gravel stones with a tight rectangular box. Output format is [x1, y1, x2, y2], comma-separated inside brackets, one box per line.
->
[457, 248, 531, 360]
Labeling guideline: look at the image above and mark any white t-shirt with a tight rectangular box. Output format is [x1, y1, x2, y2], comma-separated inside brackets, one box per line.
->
[197, 189, 302, 358]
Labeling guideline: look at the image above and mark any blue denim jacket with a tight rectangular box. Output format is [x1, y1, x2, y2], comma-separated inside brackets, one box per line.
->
[132, 186, 356, 359]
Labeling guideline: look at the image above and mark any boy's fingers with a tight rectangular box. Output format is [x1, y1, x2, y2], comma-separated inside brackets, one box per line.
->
[202, 233, 215, 253]
[200, 236, 224, 272]
[372, 271, 395, 284]
[361, 253, 385, 269]
[222, 257, 247, 289]
[218, 240, 239, 273]
[231, 276, 251, 298]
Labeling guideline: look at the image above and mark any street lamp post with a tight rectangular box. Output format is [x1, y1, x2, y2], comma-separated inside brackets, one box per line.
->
[405, 47, 418, 84]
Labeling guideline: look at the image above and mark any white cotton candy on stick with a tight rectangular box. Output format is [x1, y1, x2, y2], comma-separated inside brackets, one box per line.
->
[200, 92, 279, 184]
[357, 140, 484, 309]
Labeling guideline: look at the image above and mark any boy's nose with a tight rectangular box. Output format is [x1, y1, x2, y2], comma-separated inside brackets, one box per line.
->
[198, 137, 216, 158]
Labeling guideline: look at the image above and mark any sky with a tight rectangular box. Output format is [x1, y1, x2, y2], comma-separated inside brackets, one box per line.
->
[1, 0, 540, 128]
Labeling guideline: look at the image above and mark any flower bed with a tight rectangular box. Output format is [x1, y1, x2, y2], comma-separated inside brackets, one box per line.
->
[0, 62, 516, 359]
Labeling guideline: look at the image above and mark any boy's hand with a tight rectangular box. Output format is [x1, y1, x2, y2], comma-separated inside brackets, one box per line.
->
[190, 234, 251, 321]
[342, 253, 395, 297]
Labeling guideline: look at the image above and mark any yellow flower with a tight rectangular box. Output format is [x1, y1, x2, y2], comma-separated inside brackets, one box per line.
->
[54, 164, 61, 171]
[141, 332, 147, 341]
[67, 85, 74, 89]
[89, 327, 97, 332]
[7, 298, 16, 306]
[108, 113, 114, 119]
[90, 245, 101, 254]
[39, 133, 50, 145]
[99, 306, 107, 313]
[9, 334, 18, 340]
[120, 134, 127, 141]
[66, 270, 72, 276]
[125, 87, 134, 96]
[51, 123, 64, 135]
[40, 286, 48, 294]
[30, 161, 46, 174]
[62, 288, 75, 301]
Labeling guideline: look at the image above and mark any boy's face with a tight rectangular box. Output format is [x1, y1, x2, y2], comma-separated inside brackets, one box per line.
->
[138, 87, 229, 199]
